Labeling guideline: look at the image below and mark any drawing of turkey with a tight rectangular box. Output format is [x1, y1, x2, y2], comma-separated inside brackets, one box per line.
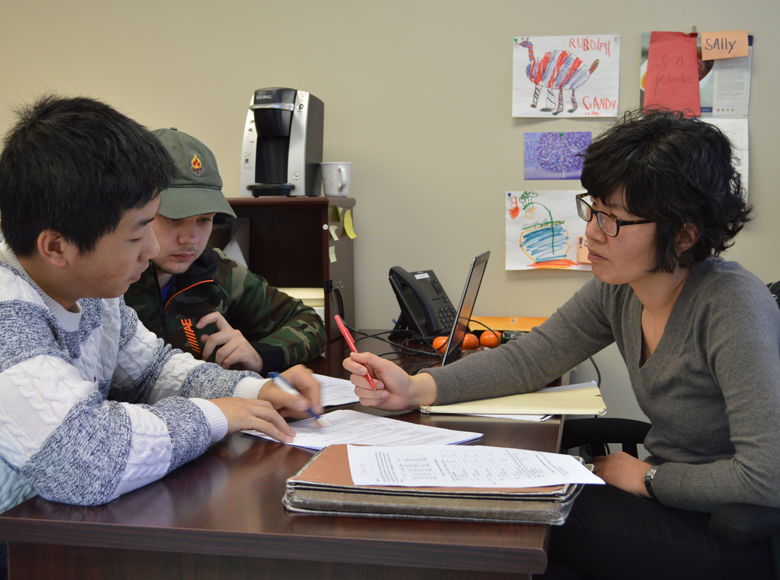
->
[518, 39, 599, 115]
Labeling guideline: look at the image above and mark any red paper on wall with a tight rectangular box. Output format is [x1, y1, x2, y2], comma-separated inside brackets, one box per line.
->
[643, 31, 700, 117]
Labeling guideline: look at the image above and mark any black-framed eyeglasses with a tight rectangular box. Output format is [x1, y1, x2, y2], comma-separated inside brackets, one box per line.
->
[575, 193, 653, 237]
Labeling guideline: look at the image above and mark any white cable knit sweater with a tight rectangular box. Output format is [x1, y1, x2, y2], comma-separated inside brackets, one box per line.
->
[0, 241, 265, 513]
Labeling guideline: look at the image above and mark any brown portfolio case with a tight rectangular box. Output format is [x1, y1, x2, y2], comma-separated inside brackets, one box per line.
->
[283, 444, 584, 525]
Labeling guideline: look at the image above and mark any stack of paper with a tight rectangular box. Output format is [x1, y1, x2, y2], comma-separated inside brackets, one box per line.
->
[245, 409, 482, 450]
[283, 444, 602, 524]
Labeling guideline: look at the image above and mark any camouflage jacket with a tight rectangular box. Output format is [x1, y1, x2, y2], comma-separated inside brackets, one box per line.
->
[124, 247, 326, 373]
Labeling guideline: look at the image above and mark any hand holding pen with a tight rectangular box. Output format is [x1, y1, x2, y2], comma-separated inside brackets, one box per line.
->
[334, 314, 377, 390]
[267, 371, 323, 426]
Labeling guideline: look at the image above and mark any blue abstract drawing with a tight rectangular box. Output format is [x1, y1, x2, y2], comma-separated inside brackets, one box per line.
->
[524, 131, 591, 180]
[520, 222, 570, 263]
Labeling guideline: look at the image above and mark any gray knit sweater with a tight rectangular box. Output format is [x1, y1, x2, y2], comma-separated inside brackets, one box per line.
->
[0, 241, 266, 513]
[428, 258, 780, 512]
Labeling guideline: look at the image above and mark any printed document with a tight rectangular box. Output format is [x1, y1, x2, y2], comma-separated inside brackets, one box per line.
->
[347, 444, 604, 488]
[245, 409, 482, 450]
[315, 373, 359, 407]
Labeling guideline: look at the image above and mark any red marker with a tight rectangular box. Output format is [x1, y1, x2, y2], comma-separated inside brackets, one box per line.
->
[334, 314, 377, 390]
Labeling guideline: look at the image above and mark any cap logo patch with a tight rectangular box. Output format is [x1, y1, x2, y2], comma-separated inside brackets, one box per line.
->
[190, 154, 203, 176]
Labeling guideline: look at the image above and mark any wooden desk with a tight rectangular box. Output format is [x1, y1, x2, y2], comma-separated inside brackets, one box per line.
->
[0, 334, 562, 580]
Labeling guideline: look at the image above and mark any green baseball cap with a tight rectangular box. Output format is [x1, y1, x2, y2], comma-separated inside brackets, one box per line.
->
[152, 128, 236, 219]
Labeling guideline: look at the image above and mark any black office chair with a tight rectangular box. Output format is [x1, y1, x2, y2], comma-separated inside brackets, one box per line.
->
[561, 416, 780, 577]
[561, 281, 780, 577]
[561, 416, 650, 459]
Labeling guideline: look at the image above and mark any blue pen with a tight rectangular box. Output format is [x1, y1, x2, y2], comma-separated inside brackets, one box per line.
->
[267, 371, 322, 422]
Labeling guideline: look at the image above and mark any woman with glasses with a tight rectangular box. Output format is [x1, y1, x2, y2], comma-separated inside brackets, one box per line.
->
[344, 110, 780, 579]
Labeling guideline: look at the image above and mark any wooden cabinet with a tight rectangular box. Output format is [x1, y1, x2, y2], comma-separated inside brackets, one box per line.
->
[226, 196, 355, 340]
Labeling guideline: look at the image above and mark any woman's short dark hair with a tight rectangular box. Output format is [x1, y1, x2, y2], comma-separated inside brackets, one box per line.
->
[580, 109, 750, 272]
[0, 95, 175, 256]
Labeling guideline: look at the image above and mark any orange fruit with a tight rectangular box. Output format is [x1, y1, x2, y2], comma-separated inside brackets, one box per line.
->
[479, 330, 502, 348]
[432, 336, 448, 353]
[462, 333, 479, 350]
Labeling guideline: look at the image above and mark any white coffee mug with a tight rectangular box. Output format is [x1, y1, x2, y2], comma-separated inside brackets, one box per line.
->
[321, 162, 351, 197]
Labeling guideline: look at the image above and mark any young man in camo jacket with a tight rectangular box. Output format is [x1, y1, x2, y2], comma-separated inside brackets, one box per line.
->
[125, 128, 327, 374]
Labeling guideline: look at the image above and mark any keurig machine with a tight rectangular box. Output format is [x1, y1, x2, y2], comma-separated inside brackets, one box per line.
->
[239, 88, 324, 197]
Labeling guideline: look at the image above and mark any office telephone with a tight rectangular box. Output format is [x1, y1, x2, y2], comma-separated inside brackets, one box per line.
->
[389, 266, 456, 338]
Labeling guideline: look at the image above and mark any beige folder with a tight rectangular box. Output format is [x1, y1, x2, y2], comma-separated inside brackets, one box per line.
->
[419, 382, 606, 416]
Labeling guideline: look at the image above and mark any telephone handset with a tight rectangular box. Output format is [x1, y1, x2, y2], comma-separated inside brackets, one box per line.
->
[389, 266, 457, 338]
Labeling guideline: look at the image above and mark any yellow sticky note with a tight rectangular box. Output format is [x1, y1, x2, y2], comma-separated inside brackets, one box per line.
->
[329, 225, 340, 241]
[343, 209, 357, 240]
[701, 31, 749, 60]
[329, 245, 337, 263]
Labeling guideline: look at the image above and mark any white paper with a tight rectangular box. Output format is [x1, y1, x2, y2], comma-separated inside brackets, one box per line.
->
[245, 409, 482, 450]
[221, 238, 247, 267]
[712, 49, 752, 116]
[314, 373, 359, 407]
[702, 117, 749, 200]
[347, 444, 604, 488]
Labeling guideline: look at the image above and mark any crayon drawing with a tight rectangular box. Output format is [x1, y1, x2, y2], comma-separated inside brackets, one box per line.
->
[506, 190, 591, 271]
[524, 131, 591, 180]
[513, 35, 620, 118]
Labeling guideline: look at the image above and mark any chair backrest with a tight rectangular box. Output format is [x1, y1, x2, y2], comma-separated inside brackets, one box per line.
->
[768, 281, 780, 309]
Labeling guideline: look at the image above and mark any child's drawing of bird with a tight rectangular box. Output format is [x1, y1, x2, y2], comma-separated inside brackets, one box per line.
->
[518, 39, 599, 115]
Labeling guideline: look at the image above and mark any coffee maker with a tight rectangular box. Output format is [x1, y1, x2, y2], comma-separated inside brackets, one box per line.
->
[239, 88, 324, 197]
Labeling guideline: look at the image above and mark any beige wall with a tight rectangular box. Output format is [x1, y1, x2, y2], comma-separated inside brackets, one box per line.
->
[2, 0, 777, 419]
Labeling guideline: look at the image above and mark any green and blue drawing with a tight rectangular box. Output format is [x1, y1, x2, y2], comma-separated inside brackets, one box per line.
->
[506, 190, 589, 271]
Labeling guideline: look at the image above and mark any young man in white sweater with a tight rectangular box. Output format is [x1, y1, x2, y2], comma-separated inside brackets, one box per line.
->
[0, 95, 322, 517]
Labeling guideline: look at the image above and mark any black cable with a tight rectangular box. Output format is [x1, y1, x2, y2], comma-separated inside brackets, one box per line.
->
[587, 355, 605, 453]
[333, 287, 345, 319]
[464, 318, 500, 337]
[341, 320, 599, 385]
[589, 356, 602, 389]
[346, 326, 445, 360]
[345, 318, 507, 362]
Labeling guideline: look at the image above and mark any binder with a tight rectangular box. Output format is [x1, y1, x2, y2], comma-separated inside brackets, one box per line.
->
[283, 444, 584, 525]
[469, 315, 548, 333]
[419, 382, 606, 417]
